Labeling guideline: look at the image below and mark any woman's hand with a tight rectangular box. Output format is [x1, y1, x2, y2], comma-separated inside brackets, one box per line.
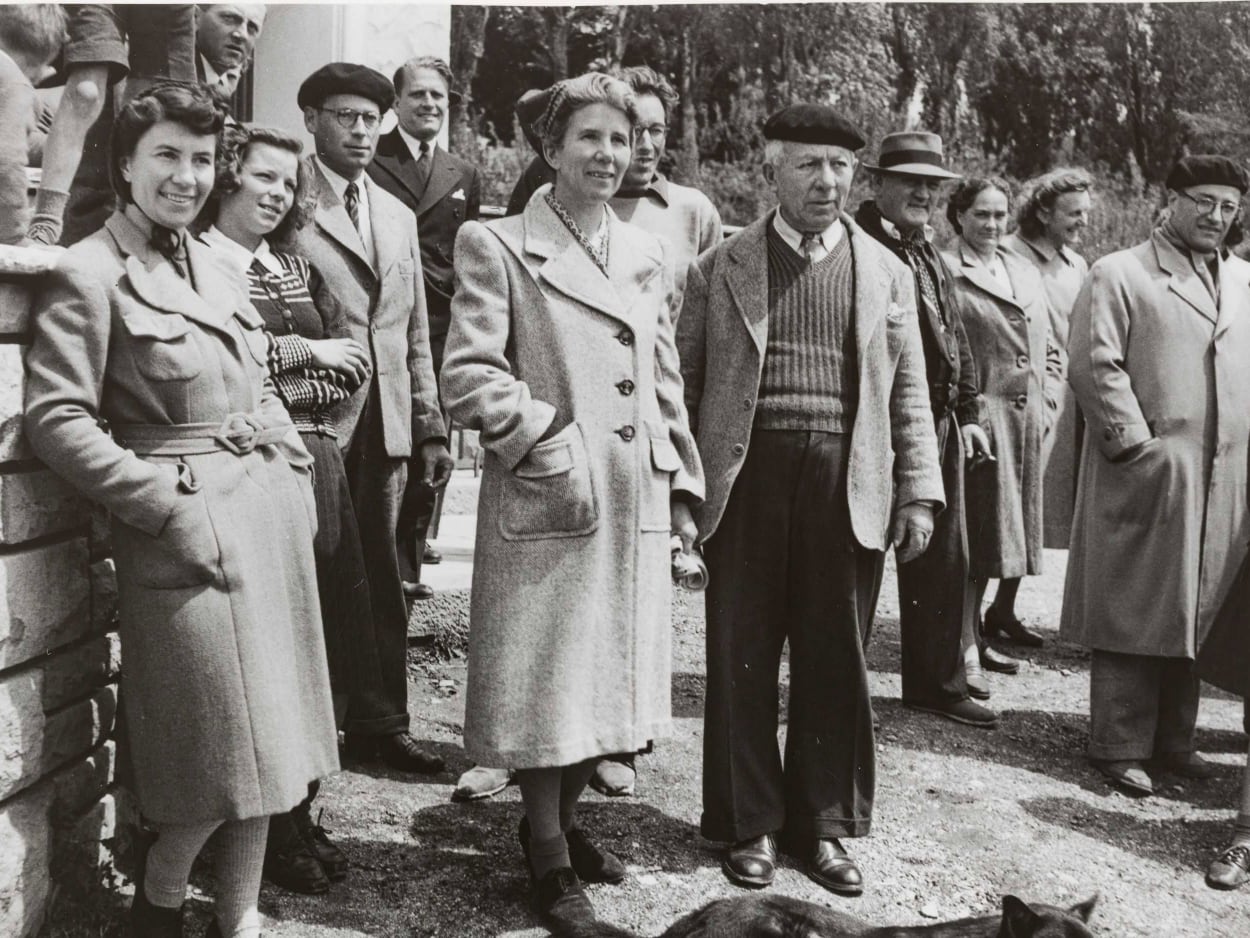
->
[308, 338, 370, 385]
[671, 498, 697, 554]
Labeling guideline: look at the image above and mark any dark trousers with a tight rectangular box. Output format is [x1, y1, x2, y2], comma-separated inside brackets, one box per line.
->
[341, 386, 410, 735]
[395, 334, 446, 584]
[897, 418, 971, 706]
[701, 430, 882, 844]
[1088, 651, 1200, 761]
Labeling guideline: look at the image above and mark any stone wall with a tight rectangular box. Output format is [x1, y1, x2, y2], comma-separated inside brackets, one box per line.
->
[0, 272, 124, 938]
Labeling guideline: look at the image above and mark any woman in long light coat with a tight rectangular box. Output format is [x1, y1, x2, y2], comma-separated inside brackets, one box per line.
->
[942, 179, 1062, 667]
[441, 73, 703, 928]
[23, 84, 337, 938]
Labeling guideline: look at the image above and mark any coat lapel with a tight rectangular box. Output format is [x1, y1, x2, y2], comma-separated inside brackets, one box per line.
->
[371, 131, 425, 208]
[365, 174, 403, 279]
[605, 212, 663, 314]
[1154, 230, 1219, 325]
[309, 160, 373, 275]
[844, 216, 891, 368]
[725, 216, 770, 356]
[524, 195, 630, 326]
[957, 242, 1022, 309]
[414, 146, 461, 217]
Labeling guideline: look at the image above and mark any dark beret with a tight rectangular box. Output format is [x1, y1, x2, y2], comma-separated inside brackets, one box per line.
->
[1166, 155, 1249, 194]
[298, 63, 395, 113]
[515, 87, 552, 155]
[763, 104, 865, 151]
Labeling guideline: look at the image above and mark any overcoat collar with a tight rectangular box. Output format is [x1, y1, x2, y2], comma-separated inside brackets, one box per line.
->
[1152, 228, 1221, 327]
[955, 240, 1022, 310]
[308, 160, 404, 280]
[105, 212, 248, 334]
[520, 185, 661, 327]
[372, 129, 463, 217]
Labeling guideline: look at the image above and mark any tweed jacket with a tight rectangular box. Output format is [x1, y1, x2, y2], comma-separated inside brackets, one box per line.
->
[677, 210, 944, 550]
[284, 160, 444, 455]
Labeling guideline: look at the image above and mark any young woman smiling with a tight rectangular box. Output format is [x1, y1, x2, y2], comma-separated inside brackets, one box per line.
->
[23, 84, 338, 938]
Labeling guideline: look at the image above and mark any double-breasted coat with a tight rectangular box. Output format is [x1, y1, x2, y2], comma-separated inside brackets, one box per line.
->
[441, 189, 704, 769]
[23, 212, 339, 824]
[943, 241, 1063, 579]
[1060, 230, 1250, 657]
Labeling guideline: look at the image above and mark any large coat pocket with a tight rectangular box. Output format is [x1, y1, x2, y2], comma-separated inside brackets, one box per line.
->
[641, 420, 680, 532]
[112, 487, 221, 589]
[121, 311, 204, 382]
[499, 422, 599, 540]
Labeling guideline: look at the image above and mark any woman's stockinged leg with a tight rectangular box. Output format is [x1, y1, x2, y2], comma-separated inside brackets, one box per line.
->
[214, 816, 269, 938]
[144, 819, 222, 908]
[517, 766, 570, 877]
[990, 577, 1023, 617]
[559, 758, 599, 832]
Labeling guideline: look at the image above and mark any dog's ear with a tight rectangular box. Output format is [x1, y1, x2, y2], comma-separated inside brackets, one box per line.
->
[1067, 893, 1098, 923]
[999, 895, 1042, 938]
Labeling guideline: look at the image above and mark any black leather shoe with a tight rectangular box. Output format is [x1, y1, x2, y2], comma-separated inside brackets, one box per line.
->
[722, 833, 777, 888]
[403, 580, 435, 600]
[980, 645, 1021, 674]
[344, 732, 445, 774]
[130, 885, 185, 938]
[294, 804, 349, 881]
[423, 544, 443, 565]
[807, 837, 863, 896]
[532, 867, 596, 927]
[264, 811, 330, 895]
[1207, 843, 1250, 890]
[1155, 751, 1220, 779]
[984, 607, 1044, 647]
[518, 817, 627, 885]
[905, 697, 998, 728]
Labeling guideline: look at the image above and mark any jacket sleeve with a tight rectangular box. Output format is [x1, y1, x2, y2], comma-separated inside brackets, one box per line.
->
[652, 239, 705, 504]
[1067, 258, 1152, 460]
[466, 167, 482, 223]
[950, 293, 984, 428]
[0, 62, 33, 244]
[404, 223, 447, 447]
[23, 258, 179, 536]
[696, 194, 724, 255]
[440, 221, 556, 469]
[888, 266, 946, 511]
[675, 252, 712, 435]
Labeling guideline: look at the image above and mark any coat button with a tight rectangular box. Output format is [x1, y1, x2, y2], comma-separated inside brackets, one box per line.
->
[743, 397, 753, 410]
[617, 425, 636, 442]
[1104, 428, 1115, 440]
[616, 379, 635, 396]
[1014, 394, 1028, 409]
[618, 330, 634, 346]
[731, 442, 746, 457]
[1017, 355, 1029, 368]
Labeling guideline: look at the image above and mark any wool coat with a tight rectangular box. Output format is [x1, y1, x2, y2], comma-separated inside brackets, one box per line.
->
[1060, 231, 1250, 658]
[23, 212, 339, 824]
[677, 212, 944, 550]
[943, 241, 1063, 579]
[441, 189, 704, 768]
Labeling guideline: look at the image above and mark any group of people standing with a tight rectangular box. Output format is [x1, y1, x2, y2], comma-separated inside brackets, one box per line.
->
[14, 5, 1250, 934]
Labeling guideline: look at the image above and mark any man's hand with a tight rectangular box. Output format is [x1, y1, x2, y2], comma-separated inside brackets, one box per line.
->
[891, 502, 935, 564]
[671, 499, 698, 554]
[309, 338, 370, 385]
[961, 424, 993, 463]
[418, 440, 455, 489]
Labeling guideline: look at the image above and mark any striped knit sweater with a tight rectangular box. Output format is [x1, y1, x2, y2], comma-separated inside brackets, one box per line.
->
[755, 222, 858, 431]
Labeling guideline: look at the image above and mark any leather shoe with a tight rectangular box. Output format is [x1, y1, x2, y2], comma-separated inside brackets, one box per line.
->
[807, 837, 863, 896]
[264, 817, 330, 895]
[905, 697, 998, 728]
[1207, 843, 1250, 890]
[984, 607, 1044, 647]
[520, 817, 627, 885]
[423, 544, 443, 564]
[130, 884, 184, 938]
[1091, 758, 1153, 796]
[532, 867, 596, 927]
[344, 732, 445, 774]
[980, 645, 1020, 674]
[403, 580, 434, 600]
[452, 765, 514, 801]
[964, 656, 991, 700]
[293, 804, 348, 881]
[722, 833, 777, 888]
[1156, 751, 1220, 779]
[589, 754, 636, 797]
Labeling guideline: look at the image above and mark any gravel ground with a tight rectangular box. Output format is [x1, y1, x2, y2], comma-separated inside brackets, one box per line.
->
[48, 549, 1250, 937]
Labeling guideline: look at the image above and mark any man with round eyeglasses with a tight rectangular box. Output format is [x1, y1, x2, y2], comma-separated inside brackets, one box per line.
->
[1061, 154, 1250, 799]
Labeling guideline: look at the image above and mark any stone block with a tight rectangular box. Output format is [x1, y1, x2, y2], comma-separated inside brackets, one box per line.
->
[49, 740, 116, 823]
[0, 537, 90, 671]
[0, 344, 29, 462]
[41, 634, 118, 712]
[0, 780, 52, 938]
[90, 559, 118, 633]
[0, 467, 84, 545]
[0, 279, 33, 335]
[51, 790, 122, 894]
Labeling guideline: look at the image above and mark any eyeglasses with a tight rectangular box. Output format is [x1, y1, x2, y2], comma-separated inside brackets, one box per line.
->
[1179, 190, 1241, 218]
[319, 107, 381, 131]
[634, 124, 668, 143]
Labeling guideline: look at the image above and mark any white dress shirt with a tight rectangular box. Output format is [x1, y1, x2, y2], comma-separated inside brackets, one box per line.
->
[773, 210, 843, 263]
[313, 155, 375, 268]
[396, 125, 434, 165]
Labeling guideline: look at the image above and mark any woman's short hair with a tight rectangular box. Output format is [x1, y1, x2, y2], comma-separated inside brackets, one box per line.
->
[617, 65, 678, 120]
[203, 123, 313, 242]
[535, 72, 637, 153]
[1016, 167, 1093, 239]
[946, 176, 1012, 235]
[0, 5, 67, 68]
[109, 81, 225, 204]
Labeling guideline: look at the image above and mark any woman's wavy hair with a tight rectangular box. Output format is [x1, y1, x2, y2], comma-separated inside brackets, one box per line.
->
[109, 81, 225, 204]
[200, 123, 314, 242]
[535, 72, 638, 154]
[946, 176, 1013, 236]
[1016, 167, 1093, 239]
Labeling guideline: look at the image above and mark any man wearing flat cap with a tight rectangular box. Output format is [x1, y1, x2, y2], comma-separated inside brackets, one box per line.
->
[1060, 154, 1250, 797]
[678, 104, 943, 894]
[855, 131, 1002, 727]
[284, 62, 454, 775]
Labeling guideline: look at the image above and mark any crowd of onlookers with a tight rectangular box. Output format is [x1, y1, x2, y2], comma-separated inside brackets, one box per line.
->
[7, 5, 1250, 936]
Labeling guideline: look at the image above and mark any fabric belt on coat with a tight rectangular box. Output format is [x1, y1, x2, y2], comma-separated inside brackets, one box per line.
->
[112, 412, 293, 456]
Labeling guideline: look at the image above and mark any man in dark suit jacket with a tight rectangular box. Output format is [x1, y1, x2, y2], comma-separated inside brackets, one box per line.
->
[368, 55, 481, 600]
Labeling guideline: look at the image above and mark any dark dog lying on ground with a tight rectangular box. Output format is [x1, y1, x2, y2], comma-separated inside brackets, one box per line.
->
[554, 892, 1098, 938]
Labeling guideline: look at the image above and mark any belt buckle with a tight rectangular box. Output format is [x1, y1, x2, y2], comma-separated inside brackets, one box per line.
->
[214, 412, 264, 455]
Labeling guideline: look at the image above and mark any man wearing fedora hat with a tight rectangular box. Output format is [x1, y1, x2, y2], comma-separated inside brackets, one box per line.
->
[856, 131, 1002, 728]
[678, 104, 943, 895]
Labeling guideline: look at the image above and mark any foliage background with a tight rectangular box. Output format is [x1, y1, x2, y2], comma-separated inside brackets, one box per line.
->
[447, 3, 1250, 259]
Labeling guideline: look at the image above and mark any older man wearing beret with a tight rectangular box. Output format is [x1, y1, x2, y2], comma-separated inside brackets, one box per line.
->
[1061, 154, 1250, 798]
[284, 63, 454, 775]
[678, 105, 943, 894]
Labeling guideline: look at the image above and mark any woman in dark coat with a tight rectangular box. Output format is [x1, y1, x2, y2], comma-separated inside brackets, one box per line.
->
[23, 84, 338, 938]
[199, 123, 373, 896]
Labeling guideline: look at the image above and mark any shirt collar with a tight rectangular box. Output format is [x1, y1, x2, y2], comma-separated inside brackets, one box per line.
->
[880, 213, 934, 245]
[396, 125, 435, 164]
[201, 225, 284, 276]
[772, 209, 843, 255]
[313, 155, 365, 201]
[1018, 231, 1077, 266]
[200, 55, 240, 90]
[617, 172, 670, 205]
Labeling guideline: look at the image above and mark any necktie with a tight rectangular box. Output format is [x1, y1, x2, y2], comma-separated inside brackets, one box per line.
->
[413, 142, 431, 197]
[799, 233, 820, 264]
[151, 226, 187, 279]
[344, 181, 360, 232]
[212, 67, 241, 98]
[902, 237, 943, 325]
